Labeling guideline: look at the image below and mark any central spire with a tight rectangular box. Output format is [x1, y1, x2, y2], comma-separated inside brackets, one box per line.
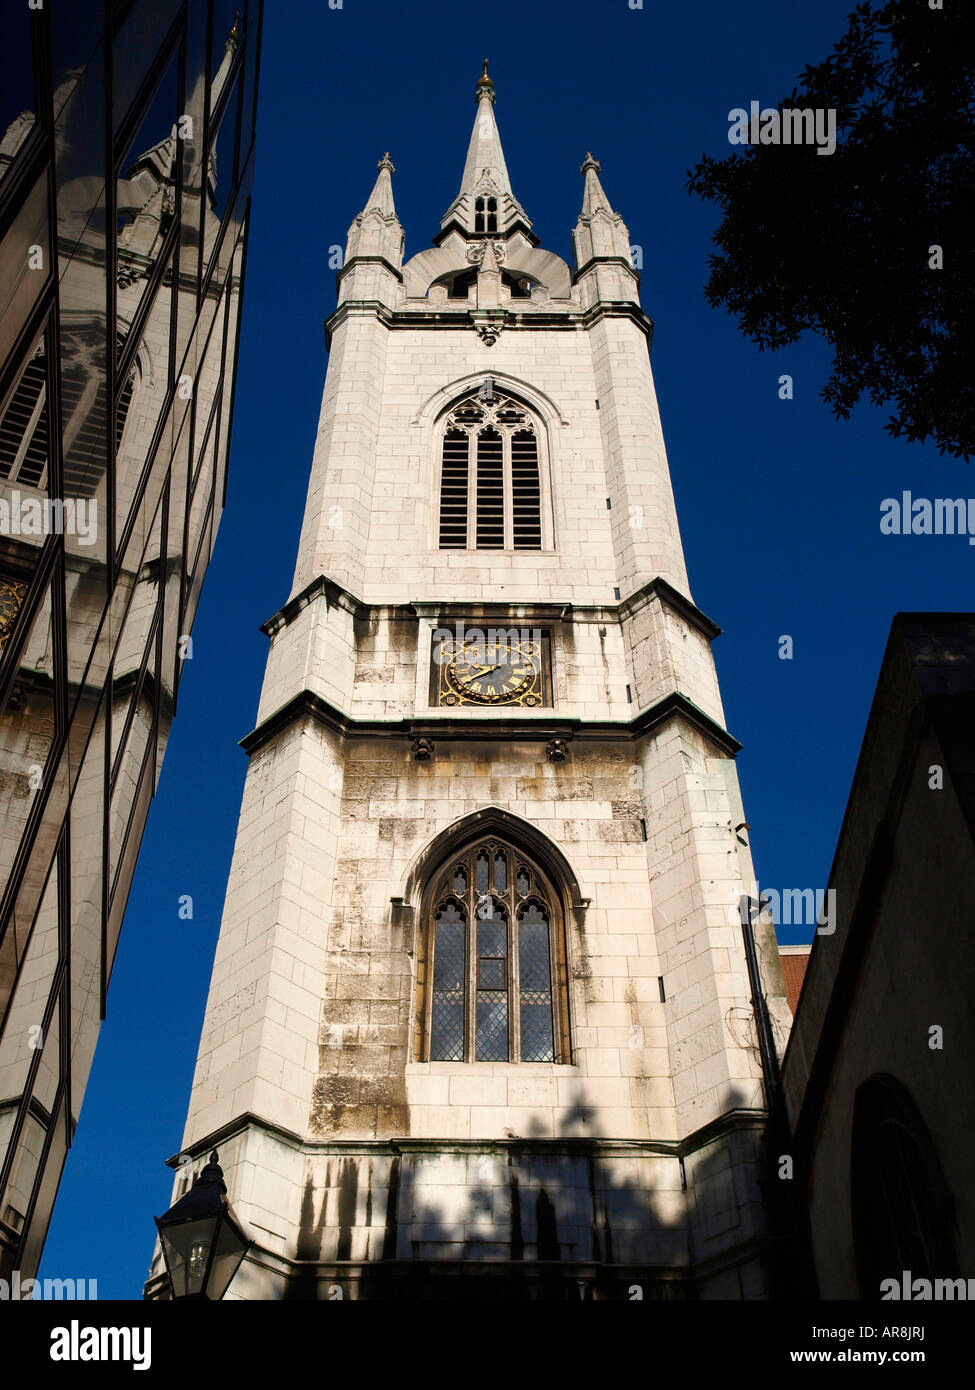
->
[440, 60, 532, 240]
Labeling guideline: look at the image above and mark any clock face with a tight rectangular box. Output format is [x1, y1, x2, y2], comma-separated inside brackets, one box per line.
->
[0, 576, 27, 654]
[436, 636, 547, 707]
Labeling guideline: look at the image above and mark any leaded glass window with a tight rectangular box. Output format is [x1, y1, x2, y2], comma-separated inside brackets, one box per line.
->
[430, 901, 466, 1062]
[426, 836, 564, 1062]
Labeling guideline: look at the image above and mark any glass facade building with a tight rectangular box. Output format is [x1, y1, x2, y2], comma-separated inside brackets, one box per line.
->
[0, 0, 263, 1276]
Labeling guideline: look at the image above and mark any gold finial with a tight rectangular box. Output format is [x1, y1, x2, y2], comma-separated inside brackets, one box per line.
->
[227, 11, 240, 45]
[476, 58, 495, 98]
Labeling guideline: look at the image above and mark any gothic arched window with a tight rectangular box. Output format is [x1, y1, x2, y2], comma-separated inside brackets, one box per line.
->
[851, 1075, 957, 1297]
[437, 387, 543, 550]
[421, 836, 569, 1063]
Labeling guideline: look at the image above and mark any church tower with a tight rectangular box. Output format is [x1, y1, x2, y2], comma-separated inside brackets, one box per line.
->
[149, 62, 791, 1300]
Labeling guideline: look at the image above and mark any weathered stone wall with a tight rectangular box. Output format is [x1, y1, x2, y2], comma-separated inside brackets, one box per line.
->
[168, 118, 790, 1299]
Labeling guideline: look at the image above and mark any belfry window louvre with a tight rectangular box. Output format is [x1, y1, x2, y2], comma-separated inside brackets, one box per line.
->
[0, 346, 49, 488]
[437, 388, 543, 550]
[0, 333, 137, 497]
[425, 836, 565, 1063]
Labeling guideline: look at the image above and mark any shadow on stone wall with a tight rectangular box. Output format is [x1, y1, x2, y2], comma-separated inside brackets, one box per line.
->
[278, 1092, 807, 1300]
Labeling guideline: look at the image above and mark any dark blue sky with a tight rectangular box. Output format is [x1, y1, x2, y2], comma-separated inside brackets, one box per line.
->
[42, 0, 971, 1297]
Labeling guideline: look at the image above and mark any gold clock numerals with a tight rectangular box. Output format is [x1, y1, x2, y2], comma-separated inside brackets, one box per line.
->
[438, 637, 546, 707]
[0, 577, 28, 654]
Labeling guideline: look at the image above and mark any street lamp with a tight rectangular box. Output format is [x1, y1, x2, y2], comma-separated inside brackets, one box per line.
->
[154, 1150, 250, 1300]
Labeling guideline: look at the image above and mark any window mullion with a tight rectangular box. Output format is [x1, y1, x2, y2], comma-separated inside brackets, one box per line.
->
[539, 432, 551, 552]
[550, 907, 562, 1064]
[502, 428, 513, 549]
[466, 872, 476, 1059]
[467, 430, 476, 550]
[509, 888, 521, 1061]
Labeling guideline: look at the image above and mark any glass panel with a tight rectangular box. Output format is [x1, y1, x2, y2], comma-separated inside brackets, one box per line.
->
[0, 3, 36, 189]
[236, 1, 261, 165]
[493, 851, 507, 892]
[112, 1, 182, 140]
[115, 244, 176, 544]
[17, 1090, 67, 1279]
[519, 904, 555, 1062]
[0, 740, 69, 1036]
[189, 285, 227, 496]
[180, 489, 214, 635]
[68, 691, 106, 1117]
[206, 1208, 248, 1298]
[477, 904, 505, 945]
[0, 1104, 47, 1244]
[211, 0, 246, 69]
[110, 491, 163, 773]
[53, 12, 107, 282]
[108, 624, 156, 894]
[182, 315, 224, 579]
[210, 232, 245, 516]
[50, 4, 104, 125]
[451, 865, 466, 895]
[0, 577, 56, 906]
[162, 440, 188, 709]
[0, 173, 48, 369]
[475, 995, 508, 1062]
[0, 854, 60, 1136]
[475, 849, 489, 895]
[430, 902, 465, 1062]
[202, 164, 245, 311]
[476, 906, 508, 1061]
[59, 321, 110, 502]
[105, 726, 153, 975]
[516, 865, 530, 895]
[478, 957, 505, 991]
[65, 597, 110, 781]
[112, 363, 173, 619]
[116, 50, 180, 349]
[53, 30, 110, 560]
[30, 958, 62, 1118]
[207, 68, 240, 225]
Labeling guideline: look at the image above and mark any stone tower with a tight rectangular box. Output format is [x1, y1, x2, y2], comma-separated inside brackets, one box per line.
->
[148, 62, 791, 1301]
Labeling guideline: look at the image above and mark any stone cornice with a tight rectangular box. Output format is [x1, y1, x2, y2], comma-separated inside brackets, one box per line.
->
[433, 217, 539, 248]
[239, 686, 741, 758]
[260, 573, 362, 637]
[335, 253, 404, 287]
[260, 576, 720, 642]
[619, 577, 722, 642]
[324, 297, 654, 350]
[572, 253, 642, 283]
[169, 1105, 766, 1168]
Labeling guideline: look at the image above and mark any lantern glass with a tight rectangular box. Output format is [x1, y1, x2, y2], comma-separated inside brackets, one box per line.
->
[154, 1150, 249, 1299]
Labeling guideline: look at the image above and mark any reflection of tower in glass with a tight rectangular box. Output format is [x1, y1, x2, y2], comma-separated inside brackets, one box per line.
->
[0, 2, 264, 1279]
